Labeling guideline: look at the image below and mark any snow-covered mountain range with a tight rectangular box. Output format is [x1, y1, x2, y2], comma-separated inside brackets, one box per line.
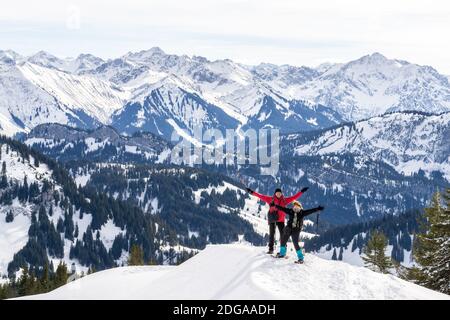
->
[1, 48, 449, 139]
[25, 123, 173, 164]
[262, 52, 450, 120]
[284, 111, 450, 181]
[22, 110, 449, 224]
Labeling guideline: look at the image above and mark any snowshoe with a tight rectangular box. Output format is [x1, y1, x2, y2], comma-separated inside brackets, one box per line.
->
[295, 259, 304, 264]
[266, 250, 274, 255]
[275, 253, 287, 258]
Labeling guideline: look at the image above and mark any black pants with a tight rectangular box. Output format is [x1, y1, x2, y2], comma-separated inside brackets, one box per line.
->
[268, 222, 284, 251]
[280, 226, 301, 251]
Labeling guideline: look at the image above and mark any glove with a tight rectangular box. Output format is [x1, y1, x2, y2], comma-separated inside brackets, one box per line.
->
[245, 187, 254, 194]
[317, 205, 325, 211]
[300, 187, 309, 193]
[270, 200, 275, 207]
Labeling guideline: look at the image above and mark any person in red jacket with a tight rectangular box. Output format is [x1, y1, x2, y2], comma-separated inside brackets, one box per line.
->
[245, 186, 308, 254]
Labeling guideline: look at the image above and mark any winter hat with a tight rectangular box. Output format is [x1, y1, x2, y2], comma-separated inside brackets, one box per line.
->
[292, 201, 303, 209]
[274, 188, 282, 193]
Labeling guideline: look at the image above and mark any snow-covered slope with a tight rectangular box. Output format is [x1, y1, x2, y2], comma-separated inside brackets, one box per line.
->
[0, 54, 68, 134]
[112, 77, 241, 137]
[0, 53, 125, 134]
[0, 144, 51, 274]
[19, 244, 448, 300]
[0, 142, 120, 277]
[18, 62, 128, 123]
[291, 111, 450, 181]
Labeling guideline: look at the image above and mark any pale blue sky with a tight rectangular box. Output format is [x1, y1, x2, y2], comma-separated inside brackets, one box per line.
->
[1, 0, 449, 72]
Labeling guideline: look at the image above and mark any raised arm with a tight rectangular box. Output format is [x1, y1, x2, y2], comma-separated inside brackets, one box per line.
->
[284, 187, 309, 204]
[245, 187, 273, 204]
[273, 204, 294, 216]
[300, 206, 324, 218]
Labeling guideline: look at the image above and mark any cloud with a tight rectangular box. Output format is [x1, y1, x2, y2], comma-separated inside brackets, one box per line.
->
[1, 0, 449, 73]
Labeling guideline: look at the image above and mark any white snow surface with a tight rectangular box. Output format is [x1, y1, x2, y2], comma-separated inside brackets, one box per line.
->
[18, 62, 128, 123]
[0, 206, 31, 275]
[18, 244, 449, 300]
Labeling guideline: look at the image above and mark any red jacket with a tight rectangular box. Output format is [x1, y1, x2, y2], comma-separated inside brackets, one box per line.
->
[251, 190, 304, 223]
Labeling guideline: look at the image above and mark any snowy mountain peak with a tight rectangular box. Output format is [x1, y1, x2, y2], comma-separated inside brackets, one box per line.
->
[357, 52, 389, 64]
[0, 50, 22, 64]
[123, 47, 166, 61]
[28, 51, 66, 70]
[77, 53, 99, 59]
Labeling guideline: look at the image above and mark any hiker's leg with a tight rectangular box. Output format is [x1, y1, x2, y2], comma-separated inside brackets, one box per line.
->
[276, 221, 284, 245]
[279, 226, 291, 256]
[268, 223, 276, 252]
[291, 228, 304, 260]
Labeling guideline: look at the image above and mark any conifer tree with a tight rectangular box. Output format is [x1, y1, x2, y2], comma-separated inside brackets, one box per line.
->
[0, 161, 7, 189]
[410, 190, 450, 294]
[338, 247, 344, 260]
[54, 261, 68, 287]
[74, 224, 79, 238]
[27, 269, 38, 295]
[331, 248, 337, 260]
[5, 210, 14, 223]
[351, 236, 358, 252]
[56, 217, 64, 233]
[362, 230, 393, 274]
[40, 263, 51, 292]
[0, 281, 15, 299]
[17, 265, 37, 296]
[128, 244, 144, 266]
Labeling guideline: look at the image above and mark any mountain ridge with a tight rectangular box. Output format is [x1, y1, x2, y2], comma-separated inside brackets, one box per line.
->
[1, 48, 449, 139]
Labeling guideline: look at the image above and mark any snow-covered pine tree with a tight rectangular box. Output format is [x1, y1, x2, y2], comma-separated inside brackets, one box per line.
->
[410, 190, 450, 294]
[362, 230, 393, 274]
